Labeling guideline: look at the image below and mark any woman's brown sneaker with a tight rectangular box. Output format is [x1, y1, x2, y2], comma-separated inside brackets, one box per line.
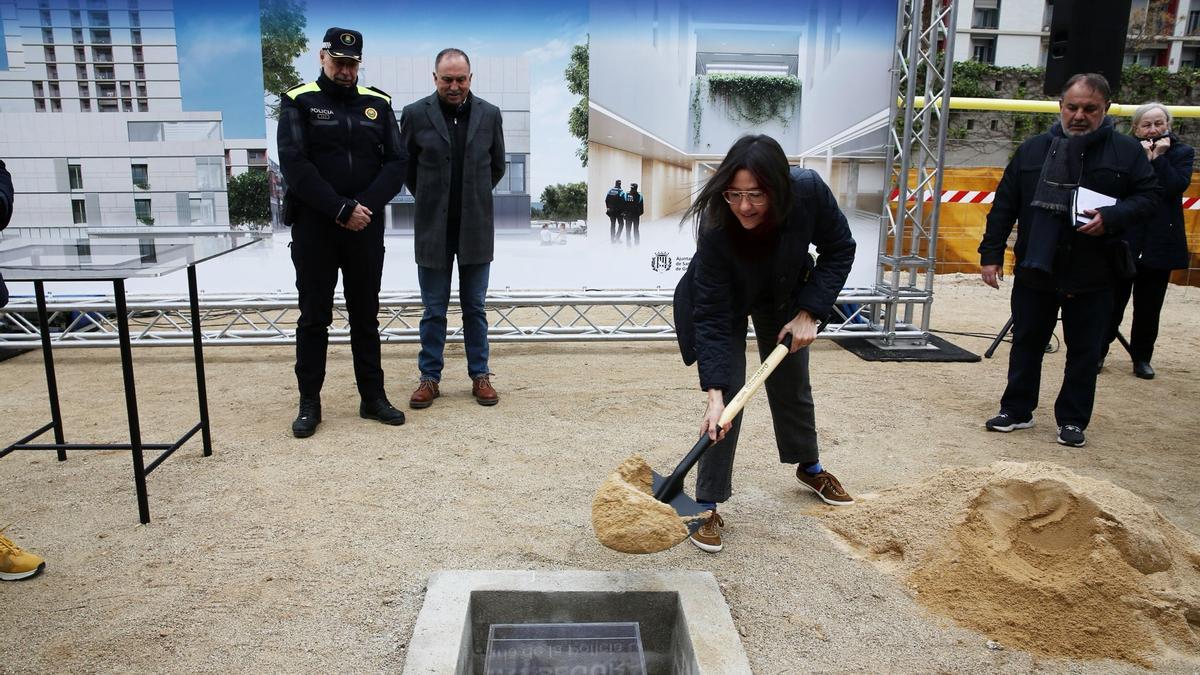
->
[689, 511, 724, 553]
[796, 468, 854, 505]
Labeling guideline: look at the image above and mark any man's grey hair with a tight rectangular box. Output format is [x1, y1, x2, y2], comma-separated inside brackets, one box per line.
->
[435, 48, 471, 70]
[1060, 73, 1112, 102]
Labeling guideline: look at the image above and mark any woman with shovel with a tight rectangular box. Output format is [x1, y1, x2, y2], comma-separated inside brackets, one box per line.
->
[677, 134, 857, 553]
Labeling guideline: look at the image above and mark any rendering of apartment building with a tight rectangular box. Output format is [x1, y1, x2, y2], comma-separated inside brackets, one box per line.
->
[224, 138, 267, 179]
[957, 0, 1200, 71]
[0, 0, 232, 228]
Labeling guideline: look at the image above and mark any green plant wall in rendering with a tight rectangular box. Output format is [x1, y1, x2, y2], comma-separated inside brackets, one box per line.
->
[691, 73, 802, 144]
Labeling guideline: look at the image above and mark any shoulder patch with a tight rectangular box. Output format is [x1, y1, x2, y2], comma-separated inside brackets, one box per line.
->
[358, 85, 391, 105]
[284, 82, 320, 100]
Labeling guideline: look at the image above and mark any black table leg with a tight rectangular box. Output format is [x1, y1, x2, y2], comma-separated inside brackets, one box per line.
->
[114, 280, 150, 524]
[187, 265, 212, 457]
[34, 281, 67, 461]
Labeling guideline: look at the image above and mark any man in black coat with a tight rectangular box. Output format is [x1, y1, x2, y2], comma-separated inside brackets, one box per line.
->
[278, 27, 408, 437]
[401, 48, 507, 410]
[979, 73, 1159, 448]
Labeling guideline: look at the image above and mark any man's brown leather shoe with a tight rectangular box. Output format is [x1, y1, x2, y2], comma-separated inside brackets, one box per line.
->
[472, 375, 499, 406]
[409, 380, 439, 409]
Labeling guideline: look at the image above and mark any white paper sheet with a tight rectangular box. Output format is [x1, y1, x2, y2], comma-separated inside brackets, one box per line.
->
[1073, 186, 1118, 225]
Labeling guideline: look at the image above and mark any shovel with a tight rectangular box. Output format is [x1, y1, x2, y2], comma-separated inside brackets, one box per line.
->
[653, 336, 793, 537]
[591, 336, 793, 554]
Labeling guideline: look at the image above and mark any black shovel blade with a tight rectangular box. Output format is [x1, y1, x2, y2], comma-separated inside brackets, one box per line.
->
[651, 470, 711, 536]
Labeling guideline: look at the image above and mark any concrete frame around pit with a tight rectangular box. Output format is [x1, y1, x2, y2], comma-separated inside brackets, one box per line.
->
[401, 570, 753, 674]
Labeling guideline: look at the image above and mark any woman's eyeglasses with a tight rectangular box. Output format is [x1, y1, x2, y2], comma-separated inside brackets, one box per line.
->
[722, 190, 767, 206]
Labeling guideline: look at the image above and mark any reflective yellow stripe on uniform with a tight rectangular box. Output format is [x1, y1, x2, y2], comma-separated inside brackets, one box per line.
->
[357, 86, 391, 105]
[284, 82, 320, 100]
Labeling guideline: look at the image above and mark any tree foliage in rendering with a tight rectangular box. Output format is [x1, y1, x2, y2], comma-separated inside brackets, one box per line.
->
[228, 170, 272, 226]
[565, 40, 589, 167]
[539, 182, 587, 222]
[261, 0, 308, 120]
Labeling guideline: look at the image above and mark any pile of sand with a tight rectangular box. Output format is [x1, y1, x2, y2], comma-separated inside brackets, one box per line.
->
[821, 461, 1200, 666]
[591, 454, 706, 554]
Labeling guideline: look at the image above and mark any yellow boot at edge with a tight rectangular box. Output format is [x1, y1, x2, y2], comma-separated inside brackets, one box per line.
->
[0, 533, 46, 581]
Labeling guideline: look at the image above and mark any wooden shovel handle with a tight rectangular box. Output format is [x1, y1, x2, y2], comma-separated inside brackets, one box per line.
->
[716, 340, 792, 426]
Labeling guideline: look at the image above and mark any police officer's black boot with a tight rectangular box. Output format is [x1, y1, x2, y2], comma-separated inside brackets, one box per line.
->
[292, 394, 322, 438]
[360, 396, 405, 426]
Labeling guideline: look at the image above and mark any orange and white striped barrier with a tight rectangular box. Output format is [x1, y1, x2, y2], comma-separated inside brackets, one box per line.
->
[891, 188, 1200, 209]
[889, 188, 994, 203]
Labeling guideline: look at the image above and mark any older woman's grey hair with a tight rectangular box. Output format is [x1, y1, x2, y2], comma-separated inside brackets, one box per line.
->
[1131, 102, 1172, 129]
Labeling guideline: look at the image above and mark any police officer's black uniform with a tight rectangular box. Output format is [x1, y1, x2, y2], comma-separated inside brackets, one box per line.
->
[622, 184, 644, 245]
[277, 27, 407, 435]
[605, 181, 624, 242]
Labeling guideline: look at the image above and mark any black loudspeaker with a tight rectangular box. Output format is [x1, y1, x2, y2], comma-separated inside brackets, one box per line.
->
[1043, 0, 1134, 97]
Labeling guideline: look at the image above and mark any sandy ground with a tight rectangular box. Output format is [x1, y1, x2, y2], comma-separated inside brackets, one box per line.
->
[1, 274, 1198, 673]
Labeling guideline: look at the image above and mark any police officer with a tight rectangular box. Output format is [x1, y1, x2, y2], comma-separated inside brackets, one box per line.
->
[605, 179, 625, 242]
[278, 27, 407, 438]
[622, 182, 644, 245]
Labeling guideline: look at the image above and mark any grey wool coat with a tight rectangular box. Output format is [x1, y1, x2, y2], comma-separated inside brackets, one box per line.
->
[400, 92, 506, 268]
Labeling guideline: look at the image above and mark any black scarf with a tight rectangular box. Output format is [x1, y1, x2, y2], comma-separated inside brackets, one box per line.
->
[1021, 118, 1114, 273]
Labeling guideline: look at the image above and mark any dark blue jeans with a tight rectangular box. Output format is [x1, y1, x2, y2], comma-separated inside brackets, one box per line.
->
[417, 256, 490, 382]
[1001, 283, 1112, 429]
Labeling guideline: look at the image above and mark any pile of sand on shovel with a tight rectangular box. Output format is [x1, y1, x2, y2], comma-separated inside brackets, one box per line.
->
[591, 455, 710, 554]
[821, 461, 1200, 667]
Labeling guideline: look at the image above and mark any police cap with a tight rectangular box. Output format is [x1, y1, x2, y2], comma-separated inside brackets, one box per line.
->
[322, 27, 363, 62]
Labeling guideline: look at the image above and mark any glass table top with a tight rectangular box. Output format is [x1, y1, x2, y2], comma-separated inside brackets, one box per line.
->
[0, 233, 264, 281]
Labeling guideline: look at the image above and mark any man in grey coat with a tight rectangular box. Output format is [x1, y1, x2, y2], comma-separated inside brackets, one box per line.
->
[400, 48, 506, 409]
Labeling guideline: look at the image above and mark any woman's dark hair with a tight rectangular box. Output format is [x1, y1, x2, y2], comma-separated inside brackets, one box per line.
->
[682, 134, 794, 238]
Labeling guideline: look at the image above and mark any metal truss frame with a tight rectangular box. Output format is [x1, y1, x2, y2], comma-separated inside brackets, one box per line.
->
[0, 288, 928, 348]
[872, 0, 959, 343]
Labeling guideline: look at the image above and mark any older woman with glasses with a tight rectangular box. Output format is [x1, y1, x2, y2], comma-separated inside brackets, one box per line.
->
[1102, 102, 1195, 379]
[673, 134, 857, 553]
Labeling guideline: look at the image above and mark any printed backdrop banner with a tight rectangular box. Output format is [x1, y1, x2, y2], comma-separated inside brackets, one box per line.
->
[585, 0, 899, 292]
[6, 0, 897, 298]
